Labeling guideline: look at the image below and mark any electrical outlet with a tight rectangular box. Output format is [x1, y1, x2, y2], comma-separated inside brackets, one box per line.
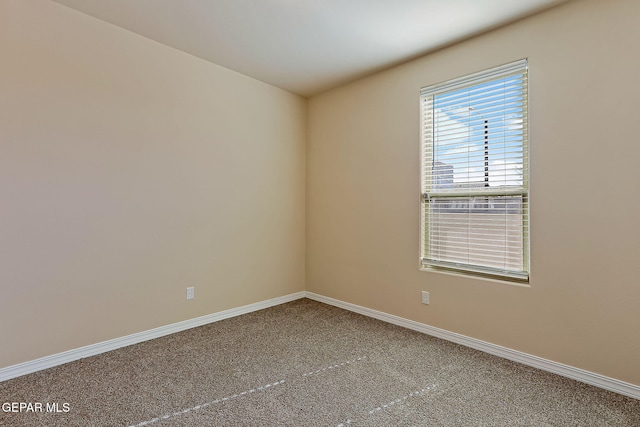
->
[186, 287, 195, 300]
[421, 291, 430, 305]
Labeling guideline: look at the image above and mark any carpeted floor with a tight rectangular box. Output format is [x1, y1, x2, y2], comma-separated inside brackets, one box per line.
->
[1, 299, 638, 426]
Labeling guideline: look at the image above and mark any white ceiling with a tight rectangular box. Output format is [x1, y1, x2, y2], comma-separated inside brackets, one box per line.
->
[53, 0, 567, 97]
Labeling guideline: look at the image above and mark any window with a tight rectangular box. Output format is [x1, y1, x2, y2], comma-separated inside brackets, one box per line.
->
[420, 59, 529, 282]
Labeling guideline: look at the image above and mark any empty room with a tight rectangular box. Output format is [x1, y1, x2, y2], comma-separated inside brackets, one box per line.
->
[1, 0, 639, 425]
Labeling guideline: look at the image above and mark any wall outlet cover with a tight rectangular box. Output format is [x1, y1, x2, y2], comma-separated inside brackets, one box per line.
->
[421, 291, 429, 305]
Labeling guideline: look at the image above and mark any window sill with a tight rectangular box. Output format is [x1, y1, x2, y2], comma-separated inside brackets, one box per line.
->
[419, 265, 531, 288]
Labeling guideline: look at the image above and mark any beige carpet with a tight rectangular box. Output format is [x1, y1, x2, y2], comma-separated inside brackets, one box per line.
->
[1, 299, 638, 426]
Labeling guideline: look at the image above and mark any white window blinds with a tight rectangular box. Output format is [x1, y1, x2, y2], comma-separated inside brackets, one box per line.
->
[420, 59, 529, 281]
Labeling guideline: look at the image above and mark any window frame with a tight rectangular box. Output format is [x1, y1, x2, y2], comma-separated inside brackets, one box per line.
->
[419, 59, 530, 283]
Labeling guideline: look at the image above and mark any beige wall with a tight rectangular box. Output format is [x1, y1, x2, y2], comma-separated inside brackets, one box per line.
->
[307, 0, 640, 386]
[0, 0, 306, 368]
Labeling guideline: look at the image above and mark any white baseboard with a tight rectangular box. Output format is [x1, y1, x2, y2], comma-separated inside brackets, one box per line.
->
[0, 291, 306, 383]
[305, 292, 640, 400]
[3, 290, 638, 401]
